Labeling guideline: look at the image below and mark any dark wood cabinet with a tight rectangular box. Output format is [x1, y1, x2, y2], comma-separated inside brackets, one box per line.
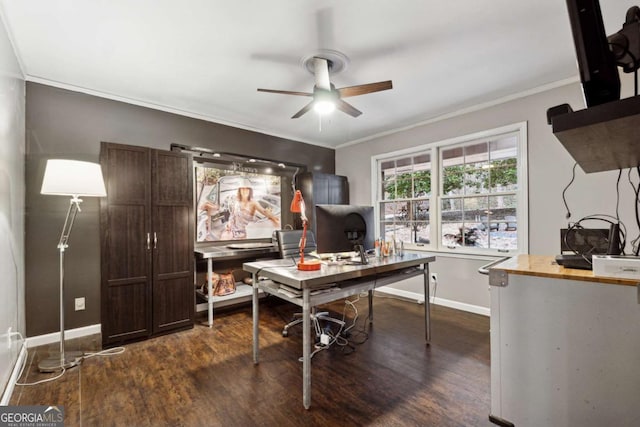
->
[100, 142, 194, 346]
[295, 172, 349, 234]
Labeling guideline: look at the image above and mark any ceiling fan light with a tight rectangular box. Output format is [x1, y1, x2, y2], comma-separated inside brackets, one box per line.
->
[314, 100, 335, 115]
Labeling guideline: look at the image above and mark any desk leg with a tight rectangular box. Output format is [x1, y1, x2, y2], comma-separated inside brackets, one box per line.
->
[302, 288, 311, 409]
[252, 273, 259, 365]
[424, 263, 431, 344]
[207, 258, 213, 328]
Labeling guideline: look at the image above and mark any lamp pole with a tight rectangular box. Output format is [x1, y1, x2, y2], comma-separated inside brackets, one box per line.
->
[38, 197, 85, 372]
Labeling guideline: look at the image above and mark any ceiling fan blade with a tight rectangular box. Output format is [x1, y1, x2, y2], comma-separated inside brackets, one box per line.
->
[335, 99, 362, 118]
[313, 57, 331, 90]
[291, 101, 315, 119]
[337, 80, 393, 98]
[257, 88, 313, 97]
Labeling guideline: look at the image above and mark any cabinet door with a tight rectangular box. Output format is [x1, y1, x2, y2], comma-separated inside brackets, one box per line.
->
[296, 172, 349, 233]
[151, 150, 194, 334]
[327, 175, 349, 204]
[100, 143, 152, 346]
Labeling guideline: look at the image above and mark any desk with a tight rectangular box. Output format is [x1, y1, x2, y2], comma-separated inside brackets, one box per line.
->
[244, 253, 436, 409]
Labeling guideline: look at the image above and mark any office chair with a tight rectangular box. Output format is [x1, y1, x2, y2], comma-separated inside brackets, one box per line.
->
[275, 229, 345, 340]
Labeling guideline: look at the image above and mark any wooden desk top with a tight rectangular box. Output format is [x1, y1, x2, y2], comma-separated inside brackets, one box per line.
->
[492, 254, 639, 287]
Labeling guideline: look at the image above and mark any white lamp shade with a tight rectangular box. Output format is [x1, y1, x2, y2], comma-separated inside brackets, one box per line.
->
[41, 159, 107, 197]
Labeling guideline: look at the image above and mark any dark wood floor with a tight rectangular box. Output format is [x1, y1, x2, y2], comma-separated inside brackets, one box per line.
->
[10, 295, 492, 426]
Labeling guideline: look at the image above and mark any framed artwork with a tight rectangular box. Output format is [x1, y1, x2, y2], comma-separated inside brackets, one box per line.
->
[195, 163, 282, 243]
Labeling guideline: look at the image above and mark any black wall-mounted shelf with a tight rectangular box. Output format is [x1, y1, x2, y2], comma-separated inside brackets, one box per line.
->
[551, 95, 640, 173]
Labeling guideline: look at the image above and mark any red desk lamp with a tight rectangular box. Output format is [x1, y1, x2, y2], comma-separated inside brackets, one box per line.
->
[290, 190, 321, 271]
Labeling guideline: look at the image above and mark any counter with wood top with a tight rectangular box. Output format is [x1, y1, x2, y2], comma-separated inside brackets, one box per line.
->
[490, 254, 639, 287]
[486, 254, 640, 427]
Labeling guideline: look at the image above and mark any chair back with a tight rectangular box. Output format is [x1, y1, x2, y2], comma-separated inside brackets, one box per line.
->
[276, 229, 317, 258]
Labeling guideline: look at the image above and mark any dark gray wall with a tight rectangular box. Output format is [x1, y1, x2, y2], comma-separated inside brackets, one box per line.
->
[25, 82, 335, 337]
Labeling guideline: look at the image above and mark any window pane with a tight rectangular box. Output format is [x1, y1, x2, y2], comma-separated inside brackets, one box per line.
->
[463, 196, 489, 224]
[486, 195, 517, 250]
[464, 166, 489, 195]
[489, 158, 518, 192]
[413, 169, 431, 198]
[443, 165, 465, 195]
[382, 222, 398, 242]
[489, 195, 517, 219]
[396, 173, 412, 199]
[412, 222, 430, 244]
[412, 199, 430, 221]
[441, 197, 461, 221]
[384, 221, 409, 243]
[441, 197, 461, 247]
[413, 153, 430, 165]
[380, 201, 406, 222]
[489, 228, 517, 250]
[442, 146, 463, 164]
[412, 154, 431, 197]
[490, 136, 517, 160]
[464, 142, 489, 163]
[380, 160, 395, 170]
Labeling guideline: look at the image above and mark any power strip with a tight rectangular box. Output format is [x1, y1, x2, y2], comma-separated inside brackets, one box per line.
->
[320, 333, 330, 346]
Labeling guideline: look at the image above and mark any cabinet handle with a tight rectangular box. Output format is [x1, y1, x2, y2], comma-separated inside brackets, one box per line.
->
[146, 233, 151, 250]
[153, 232, 158, 249]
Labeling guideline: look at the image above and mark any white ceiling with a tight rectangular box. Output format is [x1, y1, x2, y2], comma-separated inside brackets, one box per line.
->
[0, 1, 634, 148]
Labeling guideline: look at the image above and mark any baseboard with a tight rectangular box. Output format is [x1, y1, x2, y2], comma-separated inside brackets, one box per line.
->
[1, 344, 27, 406]
[25, 324, 101, 349]
[374, 286, 490, 317]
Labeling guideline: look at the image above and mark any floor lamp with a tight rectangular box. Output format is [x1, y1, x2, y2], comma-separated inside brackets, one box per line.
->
[38, 159, 106, 372]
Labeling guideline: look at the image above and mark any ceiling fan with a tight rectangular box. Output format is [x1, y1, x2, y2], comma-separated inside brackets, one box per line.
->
[257, 56, 392, 119]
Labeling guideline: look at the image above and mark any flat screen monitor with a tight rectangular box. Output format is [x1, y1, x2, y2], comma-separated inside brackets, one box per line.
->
[315, 204, 375, 256]
[566, 0, 620, 107]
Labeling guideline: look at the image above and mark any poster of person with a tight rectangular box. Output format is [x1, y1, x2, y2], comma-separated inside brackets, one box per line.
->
[195, 166, 281, 242]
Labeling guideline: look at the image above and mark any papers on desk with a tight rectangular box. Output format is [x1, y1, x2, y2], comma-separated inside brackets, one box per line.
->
[277, 283, 338, 298]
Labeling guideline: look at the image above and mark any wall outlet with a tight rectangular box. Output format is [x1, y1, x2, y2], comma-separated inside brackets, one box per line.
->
[74, 297, 86, 311]
[430, 273, 438, 283]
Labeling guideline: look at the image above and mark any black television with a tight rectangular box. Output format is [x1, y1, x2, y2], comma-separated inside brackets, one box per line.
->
[566, 0, 621, 107]
[315, 204, 375, 262]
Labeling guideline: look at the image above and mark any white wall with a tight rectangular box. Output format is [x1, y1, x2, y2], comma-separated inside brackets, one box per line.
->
[0, 11, 25, 400]
[337, 75, 638, 314]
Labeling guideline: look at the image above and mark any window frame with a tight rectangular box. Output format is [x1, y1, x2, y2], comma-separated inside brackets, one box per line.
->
[371, 122, 528, 256]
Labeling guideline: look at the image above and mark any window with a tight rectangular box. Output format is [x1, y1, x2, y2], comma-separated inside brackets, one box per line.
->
[372, 122, 527, 256]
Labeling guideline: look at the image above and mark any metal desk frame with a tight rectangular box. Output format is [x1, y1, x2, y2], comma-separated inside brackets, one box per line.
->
[244, 253, 435, 409]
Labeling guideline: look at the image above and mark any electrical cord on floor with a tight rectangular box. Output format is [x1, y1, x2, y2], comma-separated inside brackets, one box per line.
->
[11, 331, 126, 387]
[339, 295, 371, 350]
[82, 347, 126, 359]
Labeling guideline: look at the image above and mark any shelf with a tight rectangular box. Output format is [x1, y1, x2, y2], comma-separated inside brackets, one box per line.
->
[195, 283, 262, 312]
[551, 95, 640, 173]
[194, 244, 278, 260]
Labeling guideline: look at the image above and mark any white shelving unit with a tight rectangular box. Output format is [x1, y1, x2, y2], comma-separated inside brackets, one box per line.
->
[195, 283, 263, 312]
[194, 244, 278, 327]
